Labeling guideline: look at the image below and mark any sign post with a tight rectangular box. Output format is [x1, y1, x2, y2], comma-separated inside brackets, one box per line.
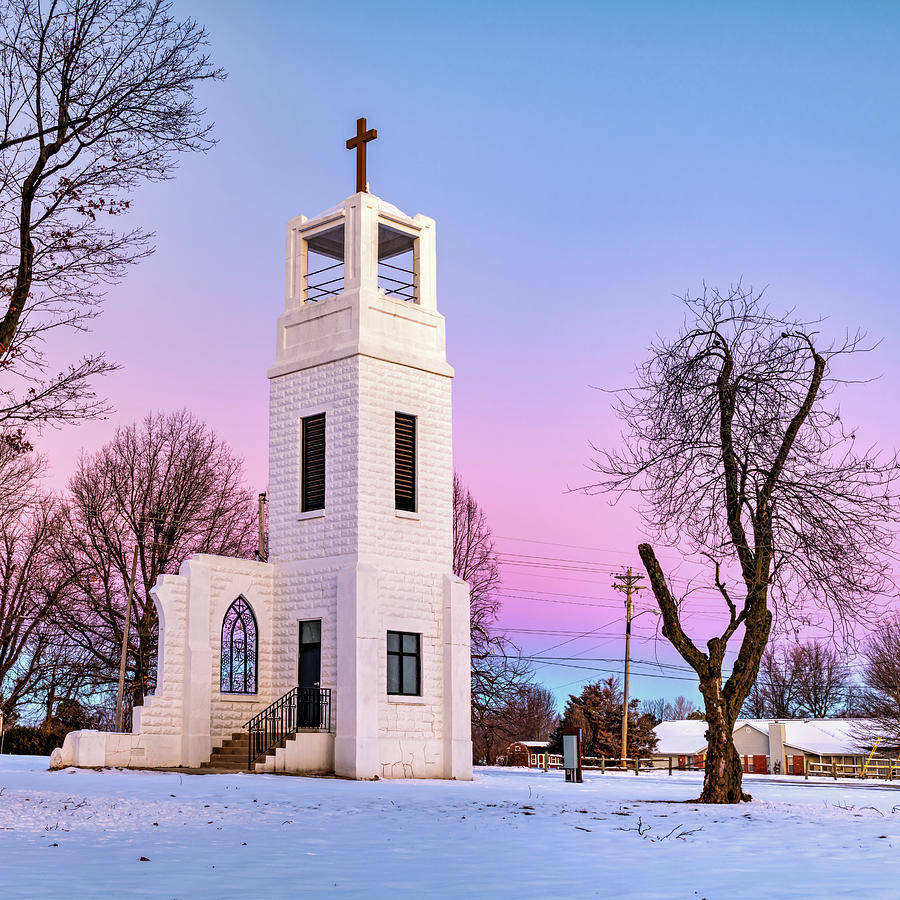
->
[563, 727, 583, 784]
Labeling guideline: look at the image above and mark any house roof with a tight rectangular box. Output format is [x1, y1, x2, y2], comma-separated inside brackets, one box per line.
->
[653, 720, 709, 755]
[773, 719, 869, 756]
[512, 740, 551, 750]
[654, 718, 874, 757]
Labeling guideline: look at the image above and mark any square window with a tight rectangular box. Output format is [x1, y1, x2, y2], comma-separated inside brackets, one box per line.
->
[387, 630, 420, 696]
[300, 620, 321, 645]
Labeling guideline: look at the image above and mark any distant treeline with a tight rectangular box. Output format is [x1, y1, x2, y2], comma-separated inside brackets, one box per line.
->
[1, 726, 70, 757]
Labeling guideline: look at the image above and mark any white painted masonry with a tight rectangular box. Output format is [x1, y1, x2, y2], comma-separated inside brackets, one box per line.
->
[58, 189, 472, 780]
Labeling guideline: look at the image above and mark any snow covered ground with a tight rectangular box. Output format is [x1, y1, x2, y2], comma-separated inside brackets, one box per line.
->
[2, 756, 900, 898]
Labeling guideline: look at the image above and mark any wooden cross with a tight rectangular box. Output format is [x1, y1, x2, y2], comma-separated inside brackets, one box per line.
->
[346, 117, 377, 193]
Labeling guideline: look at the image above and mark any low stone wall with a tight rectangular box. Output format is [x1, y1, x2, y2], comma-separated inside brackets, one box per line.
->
[53, 729, 181, 769]
[51, 553, 275, 772]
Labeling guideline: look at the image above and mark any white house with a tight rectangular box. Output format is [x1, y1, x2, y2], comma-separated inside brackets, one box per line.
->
[57, 176, 473, 780]
[653, 718, 875, 775]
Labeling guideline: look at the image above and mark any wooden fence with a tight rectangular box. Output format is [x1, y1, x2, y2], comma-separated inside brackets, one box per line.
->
[528, 754, 696, 774]
[806, 758, 900, 780]
[526, 753, 900, 780]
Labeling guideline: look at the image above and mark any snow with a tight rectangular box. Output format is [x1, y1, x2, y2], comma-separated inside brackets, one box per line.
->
[746, 719, 869, 756]
[654, 718, 873, 757]
[653, 720, 708, 755]
[3, 756, 900, 898]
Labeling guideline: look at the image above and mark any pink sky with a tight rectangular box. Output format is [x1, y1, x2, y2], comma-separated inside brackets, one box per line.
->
[32, 0, 900, 707]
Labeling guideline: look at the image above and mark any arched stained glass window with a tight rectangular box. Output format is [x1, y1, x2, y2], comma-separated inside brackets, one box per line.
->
[221, 596, 257, 694]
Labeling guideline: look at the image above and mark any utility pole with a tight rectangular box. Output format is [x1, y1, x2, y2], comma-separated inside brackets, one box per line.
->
[257, 492, 267, 562]
[613, 567, 647, 766]
[114, 546, 140, 733]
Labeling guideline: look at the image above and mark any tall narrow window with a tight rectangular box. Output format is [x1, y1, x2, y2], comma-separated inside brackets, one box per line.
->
[301, 413, 326, 512]
[394, 412, 416, 512]
[387, 631, 421, 696]
[221, 596, 257, 694]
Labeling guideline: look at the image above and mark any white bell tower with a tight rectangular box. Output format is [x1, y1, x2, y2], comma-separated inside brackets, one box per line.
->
[266, 122, 472, 779]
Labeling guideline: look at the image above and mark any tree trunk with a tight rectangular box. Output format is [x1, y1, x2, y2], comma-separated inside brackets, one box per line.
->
[699, 676, 750, 803]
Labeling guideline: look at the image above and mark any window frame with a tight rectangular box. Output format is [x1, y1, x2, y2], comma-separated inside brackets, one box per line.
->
[394, 412, 417, 513]
[220, 596, 258, 695]
[301, 412, 326, 513]
[386, 630, 421, 696]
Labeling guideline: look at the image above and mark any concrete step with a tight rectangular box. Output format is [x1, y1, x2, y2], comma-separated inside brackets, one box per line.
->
[202, 733, 255, 770]
[203, 731, 290, 773]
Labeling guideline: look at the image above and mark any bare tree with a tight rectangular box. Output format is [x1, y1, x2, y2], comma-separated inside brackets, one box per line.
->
[453, 471, 500, 647]
[742, 643, 850, 719]
[473, 682, 559, 765]
[54, 410, 256, 715]
[31, 627, 98, 726]
[640, 696, 670, 724]
[741, 646, 798, 718]
[0, 438, 71, 717]
[671, 695, 700, 720]
[507, 683, 559, 740]
[643, 695, 701, 724]
[792, 642, 849, 718]
[591, 285, 897, 802]
[856, 616, 900, 748]
[0, 0, 223, 427]
[452, 473, 536, 762]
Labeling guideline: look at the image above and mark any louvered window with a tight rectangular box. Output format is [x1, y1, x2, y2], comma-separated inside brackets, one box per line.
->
[394, 412, 416, 512]
[301, 413, 326, 512]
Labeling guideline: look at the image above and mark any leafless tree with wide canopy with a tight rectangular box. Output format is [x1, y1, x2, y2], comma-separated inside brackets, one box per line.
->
[452, 473, 535, 762]
[53, 410, 256, 716]
[0, 0, 223, 427]
[0, 436, 71, 717]
[590, 285, 898, 802]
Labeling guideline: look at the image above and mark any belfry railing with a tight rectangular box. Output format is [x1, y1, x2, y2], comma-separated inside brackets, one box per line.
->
[244, 686, 332, 769]
[377, 259, 415, 301]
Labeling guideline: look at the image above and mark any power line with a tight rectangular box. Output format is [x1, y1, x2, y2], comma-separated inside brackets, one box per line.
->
[502, 627, 656, 639]
[496, 590, 726, 620]
[527, 623, 613, 657]
[497, 656, 712, 683]
[525, 654, 723, 674]
[496, 535, 686, 566]
[496, 548, 746, 599]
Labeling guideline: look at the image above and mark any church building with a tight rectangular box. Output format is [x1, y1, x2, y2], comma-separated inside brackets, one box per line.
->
[56, 121, 473, 780]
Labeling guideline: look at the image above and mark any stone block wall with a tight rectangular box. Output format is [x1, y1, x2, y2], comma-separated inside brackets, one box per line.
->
[268, 357, 361, 564]
[204, 559, 278, 747]
[132, 573, 188, 742]
[356, 355, 453, 567]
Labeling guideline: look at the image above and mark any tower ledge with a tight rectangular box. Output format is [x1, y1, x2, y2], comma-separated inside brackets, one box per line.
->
[269, 192, 452, 380]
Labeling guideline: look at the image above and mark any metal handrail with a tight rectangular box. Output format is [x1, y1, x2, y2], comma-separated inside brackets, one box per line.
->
[244, 686, 332, 768]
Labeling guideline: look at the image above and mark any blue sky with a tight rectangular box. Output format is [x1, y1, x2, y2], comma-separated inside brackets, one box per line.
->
[41, 0, 900, 706]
